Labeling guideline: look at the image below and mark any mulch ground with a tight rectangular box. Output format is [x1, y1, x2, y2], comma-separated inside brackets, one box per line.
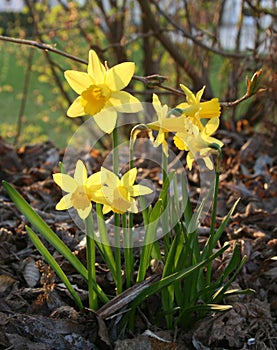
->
[0, 122, 276, 350]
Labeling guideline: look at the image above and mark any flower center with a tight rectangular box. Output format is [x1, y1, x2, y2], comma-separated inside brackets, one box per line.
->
[81, 84, 111, 114]
[111, 186, 131, 214]
[71, 185, 90, 210]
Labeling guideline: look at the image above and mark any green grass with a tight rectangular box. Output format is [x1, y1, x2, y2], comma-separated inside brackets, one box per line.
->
[0, 43, 77, 148]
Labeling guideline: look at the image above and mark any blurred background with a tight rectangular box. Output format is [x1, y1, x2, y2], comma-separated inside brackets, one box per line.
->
[0, 0, 276, 148]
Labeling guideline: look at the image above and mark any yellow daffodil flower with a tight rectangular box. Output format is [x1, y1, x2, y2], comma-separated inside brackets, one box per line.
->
[174, 117, 223, 170]
[53, 160, 104, 220]
[177, 84, 220, 130]
[148, 94, 186, 156]
[99, 167, 153, 214]
[64, 50, 142, 133]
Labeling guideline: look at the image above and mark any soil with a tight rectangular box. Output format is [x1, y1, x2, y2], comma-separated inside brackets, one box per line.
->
[0, 122, 276, 350]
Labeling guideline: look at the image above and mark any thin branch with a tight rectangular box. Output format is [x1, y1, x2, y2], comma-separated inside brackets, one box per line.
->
[220, 89, 266, 109]
[0, 35, 263, 108]
[149, 0, 252, 60]
[0, 35, 87, 65]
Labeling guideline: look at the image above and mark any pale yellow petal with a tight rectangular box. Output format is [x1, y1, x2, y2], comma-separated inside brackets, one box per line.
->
[204, 117, 220, 135]
[109, 91, 142, 113]
[53, 173, 77, 192]
[88, 50, 106, 83]
[196, 86, 205, 102]
[67, 96, 86, 118]
[90, 190, 109, 205]
[180, 84, 197, 104]
[173, 134, 186, 151]
[129, 199, 139, 213]
[154, 130, 165, 147]
[203, 156, 214, 170]
[130, 184, 153, 196]
[86, 171, 102, 189]
[176, 102, 189, 110]
[100, 167, 119, 188]
[102, 204, 112, 214]
[77, 203, 92, 220]
[121, 168, 137, 187]
[74, 160, 87, 184]
[186, 152, 194, 170]
[93, 109, 117, 134]
[152, 93, 162, 115]
[56, 193, 73, 210]
[64, 70, 93, 94]
[105, 62, 135, 91]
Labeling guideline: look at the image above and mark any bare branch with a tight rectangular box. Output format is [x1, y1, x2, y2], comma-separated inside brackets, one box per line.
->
[0, 35, 264, 108]
[0, 35, 87, 65]
[149, 0, 251, 60]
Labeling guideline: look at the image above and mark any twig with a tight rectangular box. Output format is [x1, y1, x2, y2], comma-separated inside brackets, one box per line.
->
[0, 35, 263, 107]
[149, 0, 252, 60]
[0, 35, 87, 65]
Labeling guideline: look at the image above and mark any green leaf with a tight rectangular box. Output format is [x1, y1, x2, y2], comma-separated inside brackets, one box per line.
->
[223, 288, 255, 297]
[132, 244, 229, 311]
[26, 226, 83, 310]
[2, 181, 88, 281]
[202, 198, 239, 260]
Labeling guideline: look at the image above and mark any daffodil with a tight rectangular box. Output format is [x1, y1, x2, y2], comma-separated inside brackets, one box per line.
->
[53, 160, 104, 220]
[99, 167, 153, 214]
[177, 84, 220, 130]
[174, 117, 223, 170]
[148, 94, 186, 156]
[64, 50, 142, 133]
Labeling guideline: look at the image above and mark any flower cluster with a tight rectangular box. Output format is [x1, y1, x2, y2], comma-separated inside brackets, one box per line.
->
[58, 49, 224, 219]
[53, 160, 152, 219]
[148, 86, 223, 170]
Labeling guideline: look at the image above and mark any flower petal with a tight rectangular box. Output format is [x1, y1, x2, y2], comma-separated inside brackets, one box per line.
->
[203, 156, 214, 170]
[204, 117, 220, 135]
[64, 70, 93, 94]
[130, 184, 153, 196]
[88, 50, 106, 83]
[53, 173, 77, 192]
[67, 96, 86, 118]
[86, 171, 102, 189]
[152, 93, 162, 114]
[93, 109, 117, 134]
[154, 130, 165, 147]
[74, 160, 87, 184]
[186, 152, 194, 170]
[101, 167, 119, 188]
[196, 86, 205, 102]
[56, 193, 73, 210]
[102, 204, 112, 214]
[180, 84, 197, 104]
[199, 99, 220, 119]
[105, 62, 135, 91]
[129, 199, 139, 213]
[77, 203, 92, 220]
[121, 168, 137, 187]
[109, 91, 142, 113]
[173, 134, 186, 150]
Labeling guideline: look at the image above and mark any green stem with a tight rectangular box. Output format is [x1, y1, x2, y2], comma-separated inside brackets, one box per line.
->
[112, 126, 122, 294]
[206, 149, 222, 285]
[162, 146, 170, 258]
[123, 213, 133, 288]
[85, 215, 98, 310]
[112, 126, 119, 176]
